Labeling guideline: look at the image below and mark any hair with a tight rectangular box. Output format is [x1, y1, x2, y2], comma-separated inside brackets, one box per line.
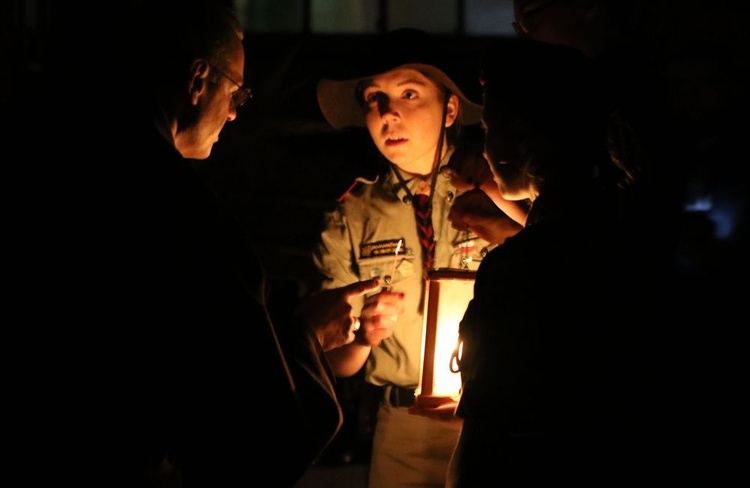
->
[129, 0, 243, 95]
[429, 77, 463, 146]
[481, 38, 617, 192]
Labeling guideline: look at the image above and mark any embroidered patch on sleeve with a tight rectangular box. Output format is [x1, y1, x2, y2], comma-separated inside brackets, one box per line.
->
[360, 239, 407, 259]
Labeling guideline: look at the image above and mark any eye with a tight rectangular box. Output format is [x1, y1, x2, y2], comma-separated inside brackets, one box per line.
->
[403, 90, 418, 100]
[364, 91, 381, 106]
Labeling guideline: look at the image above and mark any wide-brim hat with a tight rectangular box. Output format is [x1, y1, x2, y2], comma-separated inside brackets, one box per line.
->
[317, 28, 483, 129]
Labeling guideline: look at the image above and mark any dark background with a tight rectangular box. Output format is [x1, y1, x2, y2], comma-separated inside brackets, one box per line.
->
[4, 0, 747, 287]
[4, 0, 748, 483]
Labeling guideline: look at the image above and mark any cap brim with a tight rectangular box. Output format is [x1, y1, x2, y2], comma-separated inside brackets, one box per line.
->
[317, 63, 483, 129]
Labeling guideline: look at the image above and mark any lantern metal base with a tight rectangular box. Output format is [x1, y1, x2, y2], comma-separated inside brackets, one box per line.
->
[415, 394, 457, 409]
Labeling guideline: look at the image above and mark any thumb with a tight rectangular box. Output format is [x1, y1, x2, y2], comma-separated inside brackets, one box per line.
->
[462, 214, 485, 225]
[439, 166, 455, 178]
[345, 278, 380, 298]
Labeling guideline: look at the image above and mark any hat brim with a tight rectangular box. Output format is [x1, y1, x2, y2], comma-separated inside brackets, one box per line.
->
[317, 63, 483, 129]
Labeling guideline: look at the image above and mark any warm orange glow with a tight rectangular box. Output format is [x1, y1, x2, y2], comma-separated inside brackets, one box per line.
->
[416, 269, 476, 407]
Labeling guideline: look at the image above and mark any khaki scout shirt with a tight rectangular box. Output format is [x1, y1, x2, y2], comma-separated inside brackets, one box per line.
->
[313, 147, 495, 388]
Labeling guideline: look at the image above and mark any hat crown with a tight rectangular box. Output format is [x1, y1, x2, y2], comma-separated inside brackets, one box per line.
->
[325, 28, 473, 97]
[361, 28, 453, 79]
[317, 28, 483, 129]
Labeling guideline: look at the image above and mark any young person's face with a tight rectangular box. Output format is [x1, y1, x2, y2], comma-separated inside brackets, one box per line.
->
[176, 38, 244, 160]
[481, 88, 535, 201]
[362, 68, 458, 176]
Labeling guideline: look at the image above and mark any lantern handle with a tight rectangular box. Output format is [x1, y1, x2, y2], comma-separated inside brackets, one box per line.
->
[449, 339, 462, 373]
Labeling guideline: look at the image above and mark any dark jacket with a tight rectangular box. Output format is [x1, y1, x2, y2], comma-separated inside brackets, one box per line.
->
[452, 184, 646, 485]
[59, 117, 342, 487]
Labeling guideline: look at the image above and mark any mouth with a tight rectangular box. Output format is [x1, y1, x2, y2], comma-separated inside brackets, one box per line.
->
[385, 136, 408, 147]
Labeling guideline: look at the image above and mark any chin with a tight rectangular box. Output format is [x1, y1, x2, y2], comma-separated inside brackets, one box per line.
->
[189, 148, 212, 160]
[496, 181, 519, 200]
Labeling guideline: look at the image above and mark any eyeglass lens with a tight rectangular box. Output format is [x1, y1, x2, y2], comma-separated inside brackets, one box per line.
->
[232, 87, 252, 108]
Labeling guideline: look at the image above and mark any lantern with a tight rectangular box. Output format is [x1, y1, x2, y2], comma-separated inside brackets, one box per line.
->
[415, 269, 476, 408]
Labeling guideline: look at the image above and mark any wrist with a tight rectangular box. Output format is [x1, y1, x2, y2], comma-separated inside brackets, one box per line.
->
[354, 328, 376, 348]
[354, 328, 368, 346]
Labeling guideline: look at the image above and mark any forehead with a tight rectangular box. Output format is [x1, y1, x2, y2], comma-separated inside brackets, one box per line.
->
[364, 67, 438, 90]
[224, 38, 246, 79]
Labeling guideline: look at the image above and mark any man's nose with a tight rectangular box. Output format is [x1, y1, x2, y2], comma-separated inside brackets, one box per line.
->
[227, 105, 238, 122]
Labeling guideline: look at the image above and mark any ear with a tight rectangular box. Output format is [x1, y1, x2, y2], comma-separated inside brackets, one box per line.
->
[444, 93, 459, 128]
[188, 59, 211, 106]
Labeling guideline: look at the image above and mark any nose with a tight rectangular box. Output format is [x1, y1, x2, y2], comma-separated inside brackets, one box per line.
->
[377, 94, 398, 121]
[227, 105, 238, 122]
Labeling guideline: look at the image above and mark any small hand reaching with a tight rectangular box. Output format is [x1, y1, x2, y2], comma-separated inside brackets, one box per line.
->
[448, 190, 523, 245]
[356, 289, 405, 347]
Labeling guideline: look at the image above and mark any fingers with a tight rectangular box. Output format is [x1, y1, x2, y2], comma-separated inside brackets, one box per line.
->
[460, 213, 488, 226]
[440, 167, 472, 191]
[441, 157, 492, 188]
[344, 278, 380, 298]
[450, 220, 470, 233]
[439, 166, 455, 178]
[362, 290, 404, 315]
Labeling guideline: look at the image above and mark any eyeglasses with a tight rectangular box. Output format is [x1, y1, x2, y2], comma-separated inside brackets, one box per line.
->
[210, 64, 253, 108]
[512, 0, 563, 36]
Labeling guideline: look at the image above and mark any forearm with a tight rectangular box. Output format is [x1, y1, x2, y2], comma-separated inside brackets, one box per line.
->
[324, 338, 371, 377]
[478, 180, 528, 226]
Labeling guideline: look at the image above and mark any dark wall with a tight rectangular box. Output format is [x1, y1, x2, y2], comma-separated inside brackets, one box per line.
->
[6, 1, 747, 291]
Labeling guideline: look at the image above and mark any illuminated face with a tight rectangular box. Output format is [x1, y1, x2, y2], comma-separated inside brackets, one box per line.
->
[362, 68, 458, 176]
[175, 38, 244, 160]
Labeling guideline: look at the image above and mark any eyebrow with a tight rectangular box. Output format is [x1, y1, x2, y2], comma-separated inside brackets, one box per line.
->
[363, 77, 431, 91]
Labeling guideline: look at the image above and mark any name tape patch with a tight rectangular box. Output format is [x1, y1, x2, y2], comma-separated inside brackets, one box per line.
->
[360, 238, 406, 259]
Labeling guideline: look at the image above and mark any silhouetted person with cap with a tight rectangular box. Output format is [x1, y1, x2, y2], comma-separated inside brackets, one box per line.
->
[450, 38, 645, 487]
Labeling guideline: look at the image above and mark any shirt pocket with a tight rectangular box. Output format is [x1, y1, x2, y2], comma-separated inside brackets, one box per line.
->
[357, 254, 416, 291]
